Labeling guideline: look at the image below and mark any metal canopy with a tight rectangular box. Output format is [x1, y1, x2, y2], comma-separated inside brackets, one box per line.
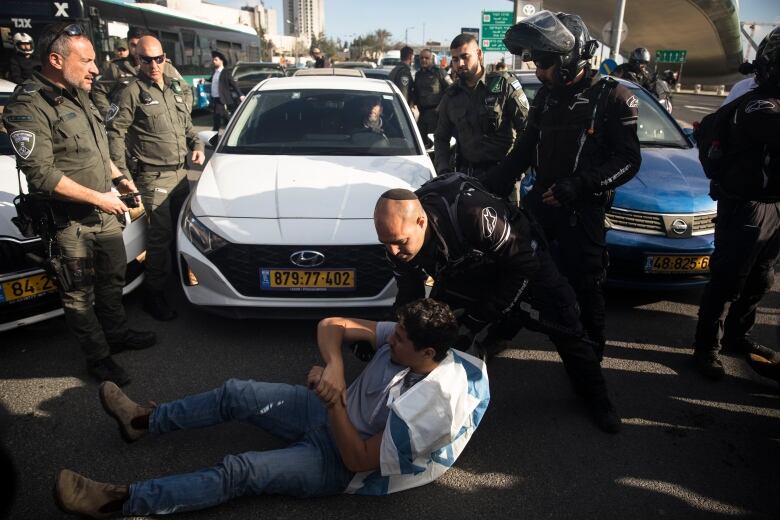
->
[516, 0, 743, 81]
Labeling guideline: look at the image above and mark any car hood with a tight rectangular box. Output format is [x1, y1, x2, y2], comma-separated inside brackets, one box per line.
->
[0, 154, 27, 239]
[193, 154, 434, 219]
[612, 147, 716, 214]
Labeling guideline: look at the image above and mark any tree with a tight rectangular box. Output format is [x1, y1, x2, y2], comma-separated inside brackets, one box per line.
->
[374, 29, 392, 54]
[310, 32, 339, 58]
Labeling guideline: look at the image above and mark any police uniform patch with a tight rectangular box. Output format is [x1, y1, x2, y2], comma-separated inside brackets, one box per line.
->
[106, 103, 120, 122]
[4, 115, 33, 122]
[488, 75, 504, 94]
[174, 95, 183, 103]
[171, 81, 183, 95]
[10, 130, 35, 159]
[401, 76, 410, 86]
[481, 207, 498, 238]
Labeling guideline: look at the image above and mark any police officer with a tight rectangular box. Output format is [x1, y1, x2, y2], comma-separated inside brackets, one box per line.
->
[373, 177, 621, 433]
[389, 46, 415, 106]
[612, 47, 654, 91]
[3, 23, 156, 386]
[413, 48, 452, 148]
[485, 11, 641, 361]
[9, 33, 36, 84]
[434, 33, 529, 178]
[692, 27, 780, 379]
[106, 36, 205, 321]
[92, 28, 192, 117]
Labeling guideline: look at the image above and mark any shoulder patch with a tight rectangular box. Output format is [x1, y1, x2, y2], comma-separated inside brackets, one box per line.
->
[106, 103, 120, 122]
[487, 74, 505, 94]
[10, 130, 36, 159]
[745, 99, 777, 113]
[22, 83, 41, 94]
[481, 207, 498, 238]
[401, 76, 410, 86]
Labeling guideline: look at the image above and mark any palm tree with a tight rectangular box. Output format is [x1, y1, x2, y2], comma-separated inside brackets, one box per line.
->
[374, 29, 392, 54]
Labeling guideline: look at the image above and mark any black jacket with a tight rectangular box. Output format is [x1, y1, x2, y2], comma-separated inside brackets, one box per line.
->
[720, 84, 780, 202]
[9, 53, 36, 85]
[389, 62, 414, 105]
[390, 185, 539, 327]
[209, 67, 244, 109]
[486, 71, 641, 199]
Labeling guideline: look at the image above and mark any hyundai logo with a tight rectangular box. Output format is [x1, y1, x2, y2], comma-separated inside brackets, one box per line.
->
[671, 219, 688, 235]
[290, 250, 325, 267]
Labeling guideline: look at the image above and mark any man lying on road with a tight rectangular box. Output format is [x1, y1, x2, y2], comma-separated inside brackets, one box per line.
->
[54, 298, 490, 518]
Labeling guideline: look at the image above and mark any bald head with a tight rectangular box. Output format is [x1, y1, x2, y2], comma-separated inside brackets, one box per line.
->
[374, 191, 428, 263]
[137, 36, 163, 58]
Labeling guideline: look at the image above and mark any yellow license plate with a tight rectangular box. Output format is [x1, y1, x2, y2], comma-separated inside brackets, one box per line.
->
[1, 272, 58, 303]
[644, 255, 710, 274]
[260, 269, 356, 291]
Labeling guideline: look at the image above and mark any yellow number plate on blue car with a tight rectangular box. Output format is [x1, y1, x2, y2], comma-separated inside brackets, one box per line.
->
[644, 255, 710, 274]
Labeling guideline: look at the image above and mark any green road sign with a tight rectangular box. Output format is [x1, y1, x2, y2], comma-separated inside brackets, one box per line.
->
[655, 49, 687, 63]
[481, 10, 513, 52]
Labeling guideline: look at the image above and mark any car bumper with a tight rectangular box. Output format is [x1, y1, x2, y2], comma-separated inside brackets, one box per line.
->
[606, 229, 715, 290]
[177, 228, 397, 312]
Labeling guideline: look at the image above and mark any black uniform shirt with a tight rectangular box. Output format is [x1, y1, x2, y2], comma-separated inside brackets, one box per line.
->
[389, 62, 414, 105]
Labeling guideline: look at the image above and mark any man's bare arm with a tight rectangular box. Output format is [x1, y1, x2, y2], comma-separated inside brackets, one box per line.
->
[315, 317, 377, 406]
[328, 401, 383, 472]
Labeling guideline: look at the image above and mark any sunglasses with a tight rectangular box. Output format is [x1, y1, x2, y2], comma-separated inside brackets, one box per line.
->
[45, 23, 85, 56]
[532, 53, 558, 70]
[139, 54, 165, 65]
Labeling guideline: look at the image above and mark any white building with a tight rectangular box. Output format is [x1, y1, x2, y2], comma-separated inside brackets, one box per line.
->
[283, 0, 324, 43]
[163, 0, 276, 37]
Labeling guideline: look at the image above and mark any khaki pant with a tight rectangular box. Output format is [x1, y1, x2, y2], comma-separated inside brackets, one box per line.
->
[56, 212, 128, 362]
[135, 168, 189, 292]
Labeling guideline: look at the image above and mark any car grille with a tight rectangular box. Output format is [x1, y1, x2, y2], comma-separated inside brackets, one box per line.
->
[605, 209, 665, 235]
[207, 244, 394, 298]
[0, 238, 45, 276]
[606, 209, 716, 238]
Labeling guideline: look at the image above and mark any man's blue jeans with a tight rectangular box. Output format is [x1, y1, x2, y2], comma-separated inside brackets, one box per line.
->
[124, 379, 354, 516]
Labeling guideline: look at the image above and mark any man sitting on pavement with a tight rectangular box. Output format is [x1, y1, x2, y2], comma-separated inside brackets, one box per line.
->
[54, 299, 490, 518]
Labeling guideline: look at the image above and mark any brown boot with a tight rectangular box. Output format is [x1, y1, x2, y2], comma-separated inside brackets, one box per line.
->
[54, 469, 128, 519]
[99, 382, 152, 443]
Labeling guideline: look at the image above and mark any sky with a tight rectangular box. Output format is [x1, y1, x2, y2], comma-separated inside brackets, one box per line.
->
[213, 0, 778, 48]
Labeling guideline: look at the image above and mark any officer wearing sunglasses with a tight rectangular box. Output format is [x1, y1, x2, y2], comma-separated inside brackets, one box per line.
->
[105, 35, 205, 322]
[93, 27, 192, 118]
[3, 22, 156, 386]
[485, 11, 642, 363]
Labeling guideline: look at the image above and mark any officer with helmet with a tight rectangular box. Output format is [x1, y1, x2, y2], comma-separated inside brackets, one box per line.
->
[485, 11, 641, 362]
[691, 27, 780, 379]
[612, 47, 653, 90]
[10, 33, 37, 84]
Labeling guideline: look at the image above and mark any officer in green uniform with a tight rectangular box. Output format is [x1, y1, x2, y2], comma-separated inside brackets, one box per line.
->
[92, 27, 193, 117]
[434, 33, 529, 178]
[105, 36, 205, 321]
[413, 48, 452, 148]
[3, 23, 156, 386]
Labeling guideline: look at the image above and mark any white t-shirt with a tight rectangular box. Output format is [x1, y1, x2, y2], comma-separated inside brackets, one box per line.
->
[722, 77, 757, 106]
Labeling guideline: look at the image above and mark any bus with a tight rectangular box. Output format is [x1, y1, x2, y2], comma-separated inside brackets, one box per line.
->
[1, 0, 260, 103]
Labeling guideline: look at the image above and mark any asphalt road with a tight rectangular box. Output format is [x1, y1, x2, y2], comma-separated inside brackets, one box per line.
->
[1, 103, 778, 520]
[672, 93, 726, 127]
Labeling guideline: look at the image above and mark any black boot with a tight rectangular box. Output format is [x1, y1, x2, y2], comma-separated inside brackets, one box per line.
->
[721, 336, 777, 361]
[108, 330, 157, 354]
[586, 397, 621, 434]
[143, 291, 177, 321]
[693, 350, 725, 380]
[88, 357, 130, 387]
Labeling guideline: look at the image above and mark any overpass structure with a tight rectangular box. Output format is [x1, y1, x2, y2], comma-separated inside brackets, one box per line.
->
[510, 0, 743, 84]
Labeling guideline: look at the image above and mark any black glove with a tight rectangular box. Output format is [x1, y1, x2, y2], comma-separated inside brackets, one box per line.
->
[551, 177, 584, 205]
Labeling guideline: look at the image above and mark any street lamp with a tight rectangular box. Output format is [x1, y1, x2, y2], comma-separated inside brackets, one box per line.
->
[404, 26, 415, 45]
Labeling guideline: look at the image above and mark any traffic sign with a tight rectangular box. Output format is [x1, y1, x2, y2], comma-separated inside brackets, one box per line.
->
[656, 49, 687, 63]
[481, 10, 513, 52]
[599, 58, 618, 75]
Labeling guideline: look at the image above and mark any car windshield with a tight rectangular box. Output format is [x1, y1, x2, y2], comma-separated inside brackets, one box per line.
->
[517, 76, 688, 148]
[224, 89, 419, 156]
[233, 65, 281, 80]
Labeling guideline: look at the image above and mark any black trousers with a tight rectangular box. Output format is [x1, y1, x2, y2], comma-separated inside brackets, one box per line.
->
[417, 107, 438, 147]
[694, 199, 780, 353]
[211, 97, 231, 131]
[431, 248, 610, 403]
[525, 190, 608, 351]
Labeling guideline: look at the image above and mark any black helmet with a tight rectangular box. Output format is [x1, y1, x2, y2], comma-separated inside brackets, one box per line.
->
[629, 47, 651, 65]
[755, 27, 780, 88]
[503, 10, 598, 84]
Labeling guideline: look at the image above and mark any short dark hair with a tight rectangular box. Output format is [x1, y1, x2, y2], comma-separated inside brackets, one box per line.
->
[396, 299, 458, 362]
[127, 27, 147, 40]
[450, 33, 478, 50]
[38, 22, 87, 61]
[379, 188, 418, 201]
[401, 46, 414, 61]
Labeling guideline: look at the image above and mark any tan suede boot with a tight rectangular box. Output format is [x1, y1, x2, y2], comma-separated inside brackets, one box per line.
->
[54, 469, 128, 519]
[99, 382, 152, 443]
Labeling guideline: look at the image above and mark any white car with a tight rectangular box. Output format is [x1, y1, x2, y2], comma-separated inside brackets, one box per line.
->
[0, 79, 146, 331]
[177, 75, 435, 316]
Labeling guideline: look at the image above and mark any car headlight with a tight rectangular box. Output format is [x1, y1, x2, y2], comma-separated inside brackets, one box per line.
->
[181, 199, 228, 255]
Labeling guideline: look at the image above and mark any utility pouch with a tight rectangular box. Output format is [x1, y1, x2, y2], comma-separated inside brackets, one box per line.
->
[48, 256, 75, 292]
[62, 257, 95, 290]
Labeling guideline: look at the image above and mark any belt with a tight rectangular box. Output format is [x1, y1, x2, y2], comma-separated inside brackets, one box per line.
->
[137, 162, 185, 173]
